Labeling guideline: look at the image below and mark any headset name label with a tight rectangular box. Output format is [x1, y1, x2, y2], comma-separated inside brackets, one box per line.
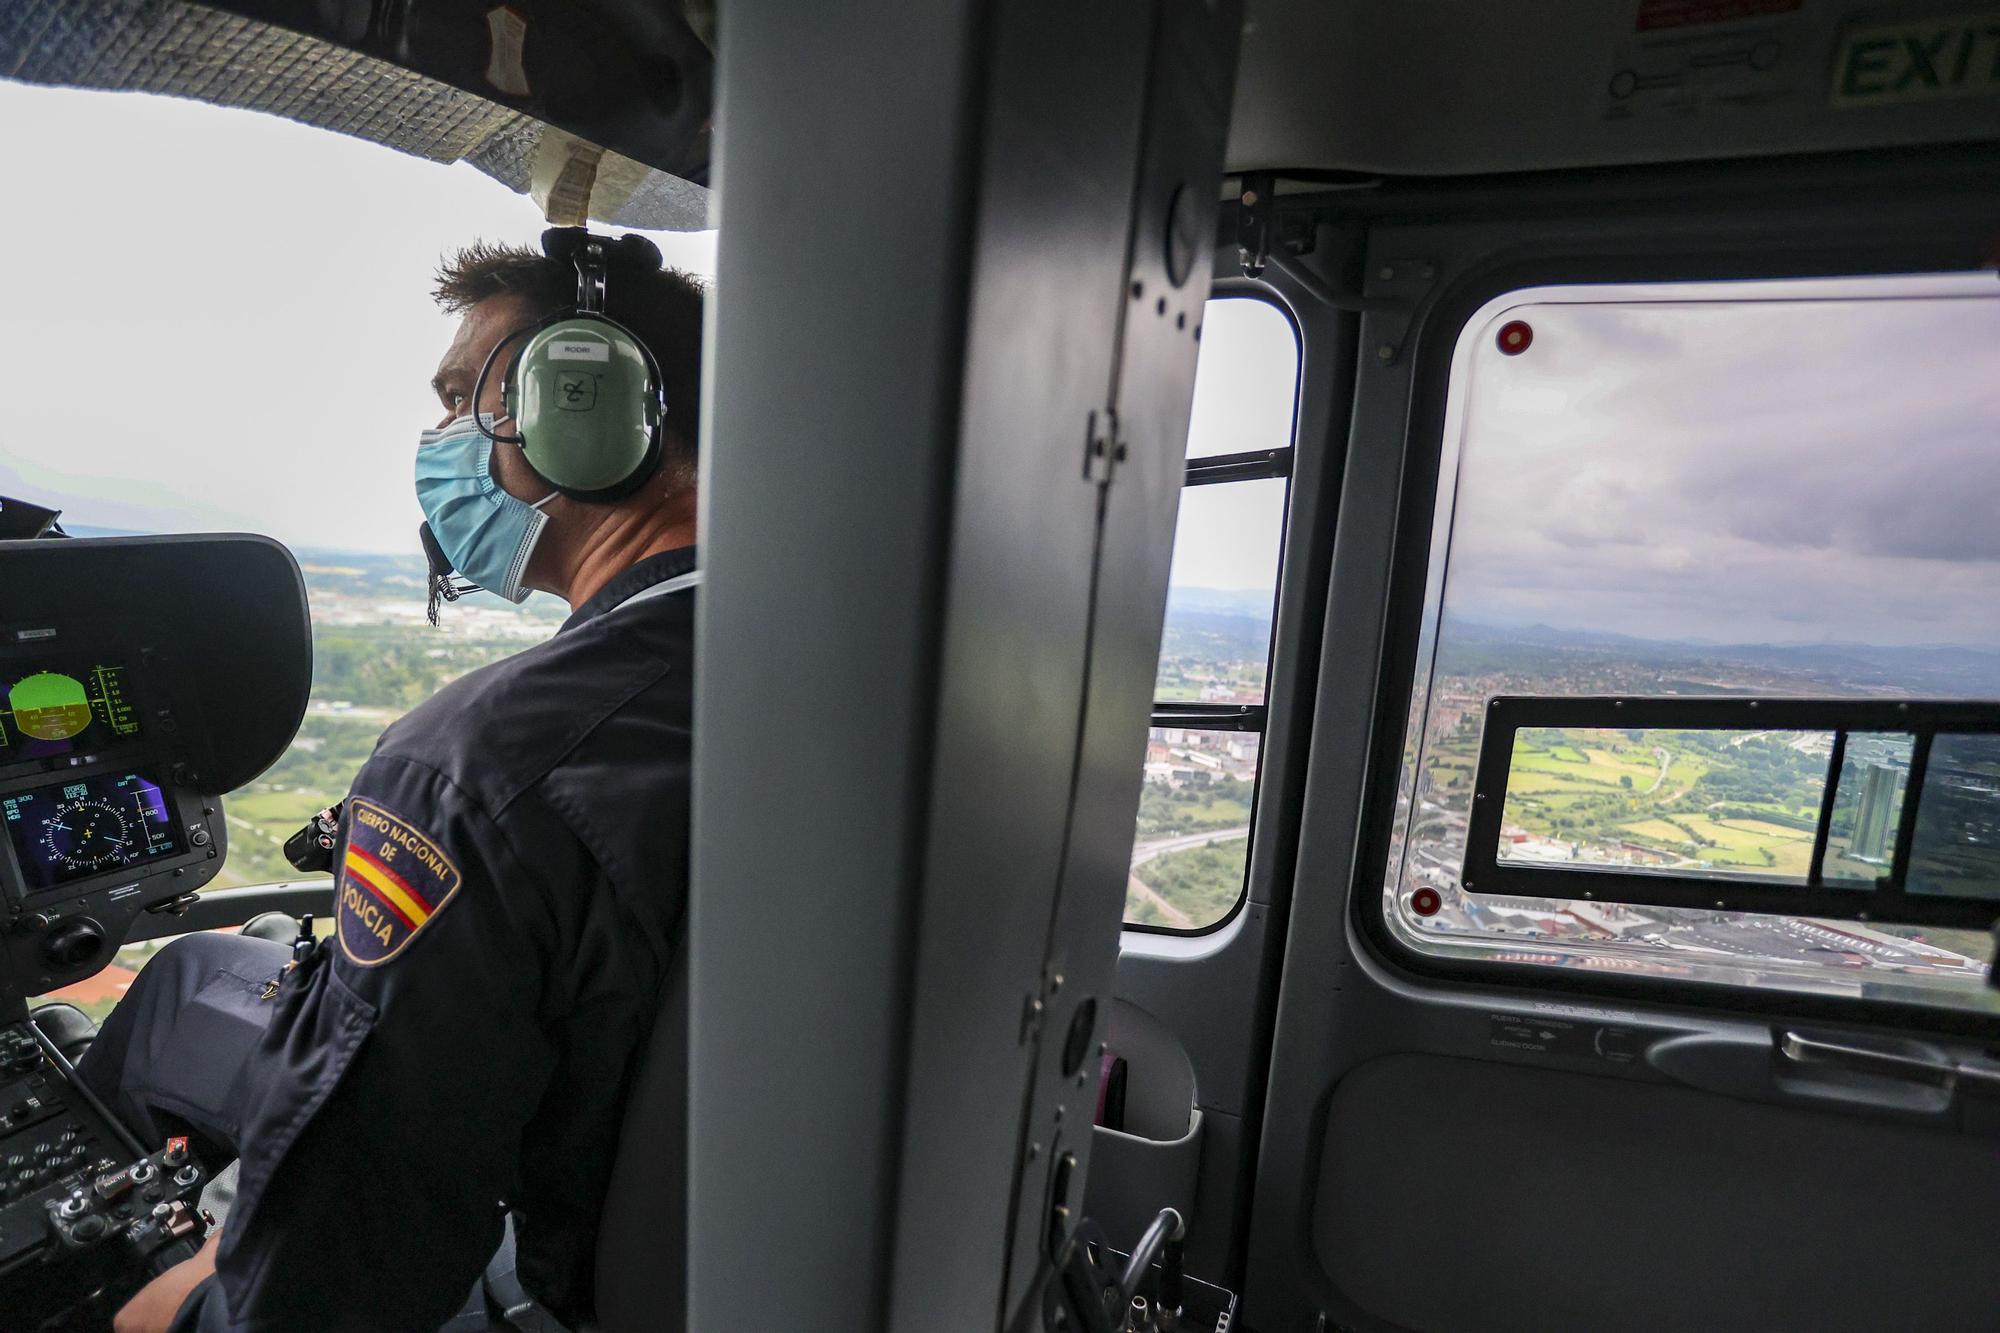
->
[549, 339, 611, 362]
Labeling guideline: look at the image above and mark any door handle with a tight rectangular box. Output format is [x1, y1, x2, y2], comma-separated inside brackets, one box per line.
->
[1780, 1030, 2000, 1093]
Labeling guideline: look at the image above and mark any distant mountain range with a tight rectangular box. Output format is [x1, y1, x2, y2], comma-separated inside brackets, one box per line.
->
[1442, 617, 2000, 697]
[1160, 588, 1275, 664]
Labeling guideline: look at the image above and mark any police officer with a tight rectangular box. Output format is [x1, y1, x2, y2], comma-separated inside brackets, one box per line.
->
[81, 230, 706, 1332]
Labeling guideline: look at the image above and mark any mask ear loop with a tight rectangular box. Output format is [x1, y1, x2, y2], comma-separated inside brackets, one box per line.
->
[471, 322, 540, 445]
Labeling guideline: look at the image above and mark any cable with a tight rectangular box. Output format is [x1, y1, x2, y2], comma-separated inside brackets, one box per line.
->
[1119, 1206, 1185, 1305]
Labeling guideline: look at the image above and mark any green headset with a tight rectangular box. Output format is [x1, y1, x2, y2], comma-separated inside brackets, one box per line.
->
[471, 227, 668, 502]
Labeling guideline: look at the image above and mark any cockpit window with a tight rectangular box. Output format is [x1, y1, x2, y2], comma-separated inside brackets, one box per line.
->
[1385, 274, 2000, 1013]
[1125, 298, 1298, 932]
[0, 76, 713, 893]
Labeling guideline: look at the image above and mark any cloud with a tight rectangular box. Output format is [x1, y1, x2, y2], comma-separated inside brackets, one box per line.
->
[1443, 288, 2000, 646]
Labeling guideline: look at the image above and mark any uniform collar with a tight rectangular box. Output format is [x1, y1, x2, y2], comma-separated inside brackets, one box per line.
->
[562, 546, 700, 632]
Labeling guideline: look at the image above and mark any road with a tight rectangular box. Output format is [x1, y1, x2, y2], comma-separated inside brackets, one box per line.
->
[1127, 826, 1249, 928]
[1645, 746, 1672, 795]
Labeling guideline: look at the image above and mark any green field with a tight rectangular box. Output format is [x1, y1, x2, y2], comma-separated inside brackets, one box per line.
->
[1463, 726, 1829, 879]
[1126, 839, 1247, 928]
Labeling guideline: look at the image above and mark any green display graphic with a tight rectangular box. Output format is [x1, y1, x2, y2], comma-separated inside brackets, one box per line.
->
[10, 672, 91, 740]
[0, 663, 140, 753]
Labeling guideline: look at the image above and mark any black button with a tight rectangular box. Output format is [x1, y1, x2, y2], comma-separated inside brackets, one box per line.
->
[71, 1214, 107, 1242]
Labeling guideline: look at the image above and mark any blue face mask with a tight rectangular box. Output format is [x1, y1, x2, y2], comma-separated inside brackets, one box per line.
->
[414, 414, 556, 605]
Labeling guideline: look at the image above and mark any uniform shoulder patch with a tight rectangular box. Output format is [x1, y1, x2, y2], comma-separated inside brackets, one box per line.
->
[337, 797, 463, 966]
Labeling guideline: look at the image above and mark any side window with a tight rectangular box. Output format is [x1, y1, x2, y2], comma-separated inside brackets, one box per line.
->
[1126, 298, 1297, 931]
[1385, 274, 2000, 1012]
[0, 76, 714, 892]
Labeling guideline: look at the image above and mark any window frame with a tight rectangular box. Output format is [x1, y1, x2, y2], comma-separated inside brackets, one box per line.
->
[1348, 238, 2000, 1039]
[1462, 694, 2000, 927]
[1124, 298, 1299, 936]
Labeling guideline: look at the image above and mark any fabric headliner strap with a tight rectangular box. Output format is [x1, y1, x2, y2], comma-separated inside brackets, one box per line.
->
[0, 0, 710, 231]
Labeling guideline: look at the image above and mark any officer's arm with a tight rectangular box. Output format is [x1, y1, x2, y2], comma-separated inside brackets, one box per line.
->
[172, 755, 564, 1332]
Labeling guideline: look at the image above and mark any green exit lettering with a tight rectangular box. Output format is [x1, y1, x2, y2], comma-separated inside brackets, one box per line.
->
[1835, 16, 2000, 106]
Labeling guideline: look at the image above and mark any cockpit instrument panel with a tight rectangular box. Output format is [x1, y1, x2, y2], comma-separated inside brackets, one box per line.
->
[0, 534, 311, 1016]
[0, 657, 141, 769]
[3, 770, 184, 892]
[0, 642, 216, 911]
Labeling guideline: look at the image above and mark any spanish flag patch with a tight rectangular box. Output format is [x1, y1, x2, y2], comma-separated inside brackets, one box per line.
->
[336, 797, 463, 966]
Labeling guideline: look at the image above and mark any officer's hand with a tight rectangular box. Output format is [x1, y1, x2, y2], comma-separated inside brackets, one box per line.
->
[114, 1229, 222, 1333]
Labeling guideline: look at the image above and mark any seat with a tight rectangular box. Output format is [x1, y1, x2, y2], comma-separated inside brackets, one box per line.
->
[591, 940, 688, 1331]
[481, 940, 688, 1332]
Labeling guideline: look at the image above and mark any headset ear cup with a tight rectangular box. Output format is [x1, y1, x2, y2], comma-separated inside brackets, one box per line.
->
[512, 314, 663, 500]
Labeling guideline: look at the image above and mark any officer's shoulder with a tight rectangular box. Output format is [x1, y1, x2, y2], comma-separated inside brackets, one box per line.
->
[370, 606, 688, 812]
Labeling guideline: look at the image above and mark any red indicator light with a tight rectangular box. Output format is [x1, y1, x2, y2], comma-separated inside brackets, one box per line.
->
[1497, 319, 1533, 355]
[1412, 887, 1442, 917]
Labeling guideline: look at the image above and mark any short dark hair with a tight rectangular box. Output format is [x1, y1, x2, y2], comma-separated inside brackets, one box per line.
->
[434, 238, 706, 463]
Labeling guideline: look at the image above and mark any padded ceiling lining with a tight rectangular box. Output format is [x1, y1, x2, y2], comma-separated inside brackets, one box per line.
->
[1230, 0, 2000, 176]
[0, 0, 709, 229]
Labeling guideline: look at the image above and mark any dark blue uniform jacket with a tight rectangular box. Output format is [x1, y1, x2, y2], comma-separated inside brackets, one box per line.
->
[173, 547, 697, 1331]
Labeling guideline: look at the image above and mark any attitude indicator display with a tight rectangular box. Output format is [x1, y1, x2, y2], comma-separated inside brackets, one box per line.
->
[0, 660, 141, 760]
[2, 770, 182, 892]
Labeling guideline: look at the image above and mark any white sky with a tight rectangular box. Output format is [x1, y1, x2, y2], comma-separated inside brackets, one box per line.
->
[0, 82, 714, 553]
[1173, 299, 1296, 597]
[1443, 281, 2000, 647]
[0, 80, 1294, 595]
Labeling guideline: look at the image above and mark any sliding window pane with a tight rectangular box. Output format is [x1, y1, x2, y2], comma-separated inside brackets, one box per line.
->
[1908, 734, 2000, 900]
[1128, 729, 1259, 929]
[1822, 732, 1915, 884]
[1185, 299, 1297, 460]
[1494, 726, 1830, 880]
[1157, 478, 1285, 705]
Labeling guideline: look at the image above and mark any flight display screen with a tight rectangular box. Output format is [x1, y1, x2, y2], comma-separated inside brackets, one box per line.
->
[1, 770, 182, 893]
[0, 657, 141, 764]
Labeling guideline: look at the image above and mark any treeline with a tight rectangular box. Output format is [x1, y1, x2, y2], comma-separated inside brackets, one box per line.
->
[1130, 843, 1245, 926]
[311, 627, 529, 709]
[1136, 777, 1253, 839]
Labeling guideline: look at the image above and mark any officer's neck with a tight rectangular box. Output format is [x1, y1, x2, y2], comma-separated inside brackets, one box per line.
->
[548, 494, 698, 611]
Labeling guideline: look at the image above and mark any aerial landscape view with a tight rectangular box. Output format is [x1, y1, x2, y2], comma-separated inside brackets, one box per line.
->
[1126, 587, 1271, 929]
[1489, 725, 1830, 878]
[1396, 622, 2000, 1010]
[43, 562, 1273, 1016]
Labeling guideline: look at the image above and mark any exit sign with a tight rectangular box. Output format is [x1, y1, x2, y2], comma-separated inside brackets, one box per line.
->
[1833, 14, 2000, 106]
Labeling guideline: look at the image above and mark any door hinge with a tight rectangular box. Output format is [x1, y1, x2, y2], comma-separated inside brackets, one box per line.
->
[1084, 408, 1125, 484]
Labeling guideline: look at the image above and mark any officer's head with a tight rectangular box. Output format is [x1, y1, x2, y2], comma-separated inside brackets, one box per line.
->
[427, 238, 706, 606]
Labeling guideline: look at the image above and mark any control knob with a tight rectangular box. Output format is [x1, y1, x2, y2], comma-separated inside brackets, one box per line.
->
[41, 918, 106, 968]
[0, 1031, 41, 1076]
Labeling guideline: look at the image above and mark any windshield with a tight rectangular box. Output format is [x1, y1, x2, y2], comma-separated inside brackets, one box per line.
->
[0, 80, 715, 888]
